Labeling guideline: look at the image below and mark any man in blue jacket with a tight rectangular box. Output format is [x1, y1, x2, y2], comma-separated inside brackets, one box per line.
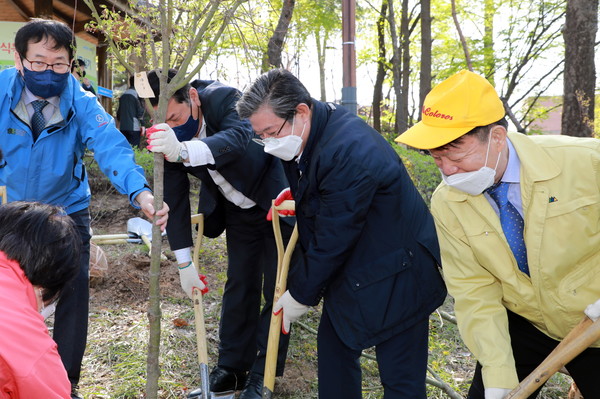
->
[0, 19, 169, 399]
[145, 69, 297, 399]
[236, 68, 447, 399]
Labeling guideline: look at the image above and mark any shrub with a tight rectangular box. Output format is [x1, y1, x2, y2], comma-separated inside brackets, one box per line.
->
[85, 147, 155, 192]
[392, 143, 441, 206]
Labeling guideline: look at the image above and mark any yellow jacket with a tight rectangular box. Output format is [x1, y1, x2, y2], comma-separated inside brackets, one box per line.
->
[431, 132, 600, 389]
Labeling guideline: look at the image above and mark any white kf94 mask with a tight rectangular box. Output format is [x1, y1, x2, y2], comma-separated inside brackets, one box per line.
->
[441, 133, 501, 195]
[262, 115, 306, 161]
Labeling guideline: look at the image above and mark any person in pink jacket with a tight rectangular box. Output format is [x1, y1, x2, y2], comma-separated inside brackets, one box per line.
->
[0, 200, 80, 398]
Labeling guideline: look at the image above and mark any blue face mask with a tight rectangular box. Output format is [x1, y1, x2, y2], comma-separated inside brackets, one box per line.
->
[21, 67, 69, 98]
[172, 104, 200, 141]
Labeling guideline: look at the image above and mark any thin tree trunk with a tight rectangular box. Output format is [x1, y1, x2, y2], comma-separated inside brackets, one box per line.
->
[372, 0, 388, 133]
[419, 0, 431, 119]
[387, 0, 402, 134]
[315, 31, 327, 101]
[146, 154, 163, 398]
[262, 0, 296, 72]
[561, 0, 597, 137]
[451, 0, 472, 71]
[483, 0, 495, 84]
[398, 0, 411, 133]
[145, 0, 173, 394]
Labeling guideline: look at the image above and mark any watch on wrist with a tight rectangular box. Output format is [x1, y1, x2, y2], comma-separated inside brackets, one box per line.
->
[179, 146, 189, 162]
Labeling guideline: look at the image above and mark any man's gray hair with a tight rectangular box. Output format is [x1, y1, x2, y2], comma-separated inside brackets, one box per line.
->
[237, 68, 312, 120]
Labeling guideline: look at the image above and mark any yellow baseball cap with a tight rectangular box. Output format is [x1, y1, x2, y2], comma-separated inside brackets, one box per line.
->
[395, 70, 505, 149]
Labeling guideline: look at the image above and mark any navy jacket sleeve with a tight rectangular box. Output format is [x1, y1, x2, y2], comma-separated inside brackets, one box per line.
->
[195, 81, 255, 168]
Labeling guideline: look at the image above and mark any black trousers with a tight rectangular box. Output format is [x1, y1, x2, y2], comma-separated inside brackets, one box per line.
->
[217, 201, 295, 376]
[54, 208, 91, 386]
[120, 129, 141, 148]
[317, 308, 430, 399]
[468, 310, 600, 398]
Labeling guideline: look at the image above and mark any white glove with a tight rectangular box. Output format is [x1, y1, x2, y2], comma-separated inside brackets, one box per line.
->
[484, 387, 512, 399]
[178, 262, 206, 299]
[146, 123, 184, 162]
[273, 290, 309, 334]
[585, 298, 600, 321]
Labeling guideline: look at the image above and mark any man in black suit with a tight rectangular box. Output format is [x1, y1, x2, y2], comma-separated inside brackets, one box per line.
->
[145, 69, 294, 399]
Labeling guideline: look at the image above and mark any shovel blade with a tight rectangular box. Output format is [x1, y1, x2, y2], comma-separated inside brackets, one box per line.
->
[200, 363, 210, 399]
[187, 364, 236, 399]
[211, 391, 236, 399]
[262, 386, 273, 399]
[126, 217, 153, 240]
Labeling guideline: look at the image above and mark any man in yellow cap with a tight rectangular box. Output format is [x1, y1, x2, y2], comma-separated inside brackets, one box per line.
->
[396, 70, 600, 399]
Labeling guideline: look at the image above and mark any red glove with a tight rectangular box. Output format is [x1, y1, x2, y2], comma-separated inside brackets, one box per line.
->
[179, 262, 210, 298]
[145, 123, 183, 162]
[266, 188, 295, 221]
[198, 274, 209, 295]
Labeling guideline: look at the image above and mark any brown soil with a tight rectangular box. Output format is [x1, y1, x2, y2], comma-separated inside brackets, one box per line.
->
[89, 189, 185, 306]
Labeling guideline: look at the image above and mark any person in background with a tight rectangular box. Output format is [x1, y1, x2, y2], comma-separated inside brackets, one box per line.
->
[117, 75, 145, 148]
[395, 69, 600, 399]
[236, 68, 447, 399]
[145, 68, 297, 399]
[0, 19, 169, 399]
[70, 58, 95, 95]
[0, 201, 81, 398]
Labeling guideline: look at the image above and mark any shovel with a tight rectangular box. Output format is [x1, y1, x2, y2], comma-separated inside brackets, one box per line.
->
[90, 218, 155, 246]
[506, 315, 600, 398]
[127, 217, 154, 250]
[263, 200, 298, 399]
[91, 233, 142, 245]
[127, 217, 168, 259]
[187, 214, 236, 399]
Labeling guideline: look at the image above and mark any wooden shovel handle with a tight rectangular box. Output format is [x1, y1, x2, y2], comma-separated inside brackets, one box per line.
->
[506, 316, 600, 399]
[263, 200, 297, 398]
[193, 288, 209, 365]
[191, 214, 208, 365]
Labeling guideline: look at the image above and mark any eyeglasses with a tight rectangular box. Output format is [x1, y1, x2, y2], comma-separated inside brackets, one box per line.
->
[22, 57, 71, 74]
[273, 114, 291, 137]
[252, 114, 292, 146]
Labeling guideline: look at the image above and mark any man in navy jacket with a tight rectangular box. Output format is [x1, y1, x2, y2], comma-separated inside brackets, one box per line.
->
[145, 69, 297, 399]
[237, 68, 447, 399]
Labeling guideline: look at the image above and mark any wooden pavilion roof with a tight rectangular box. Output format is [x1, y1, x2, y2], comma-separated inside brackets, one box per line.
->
[0, 0, 137, 45]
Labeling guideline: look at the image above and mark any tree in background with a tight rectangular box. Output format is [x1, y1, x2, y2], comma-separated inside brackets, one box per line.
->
[419, 0, 432, 118]
[561, 0, 598, 137]
[295, 0, 341, 101]
[388, 0, 419, 134]
[423, 0, 566, 133]
[262, 0, 296, 71]
[372, 0, 389, 132]
[482, 0, 496, 84]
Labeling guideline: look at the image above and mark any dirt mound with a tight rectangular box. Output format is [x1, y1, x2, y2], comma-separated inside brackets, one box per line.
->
[88, 191, 185, 309]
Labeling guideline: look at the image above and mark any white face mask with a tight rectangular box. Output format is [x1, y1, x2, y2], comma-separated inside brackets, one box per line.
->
[263, 115, 306, 161]
[441, 133, 501, 195]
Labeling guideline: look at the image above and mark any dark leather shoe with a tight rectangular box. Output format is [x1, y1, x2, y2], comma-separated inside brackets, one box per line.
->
[71, 385, 84, 399]
[209, 366, 247, 392]
[238, 372, 263, 399]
